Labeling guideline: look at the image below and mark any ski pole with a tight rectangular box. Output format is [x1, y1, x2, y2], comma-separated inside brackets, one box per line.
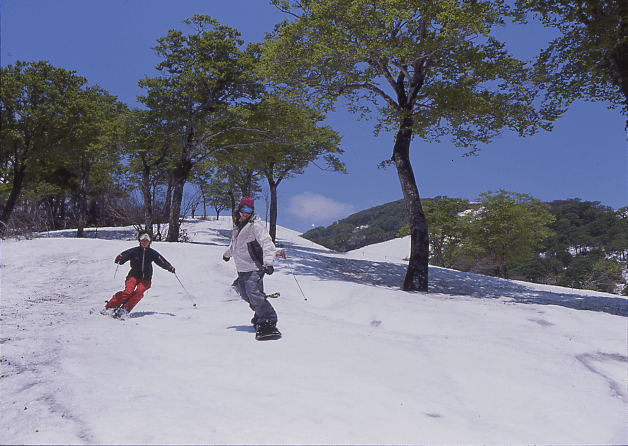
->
[114, 264, 119, 278]
[282, 254, 307, 302]
[174, 272, 197, 308]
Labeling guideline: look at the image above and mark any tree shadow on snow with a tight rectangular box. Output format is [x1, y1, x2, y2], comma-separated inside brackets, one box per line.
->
[280, 244, 627, 318]
[281, 246, 407, 289]
[37, 227, 137, 240]
[429, 267, 628, 318]
[226, 325, 255, 333]
[128, 311, 175, 318]
[186, 240, 229, 247]
[214, 229, 234, 240]
[276, 240, 337, 256]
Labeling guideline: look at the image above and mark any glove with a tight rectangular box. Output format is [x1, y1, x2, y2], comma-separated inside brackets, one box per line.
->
[170, 266, 176, 274]
[264, 265, 274, 275]
[115, 255, 123, 264]
[223, 255, 230, 262]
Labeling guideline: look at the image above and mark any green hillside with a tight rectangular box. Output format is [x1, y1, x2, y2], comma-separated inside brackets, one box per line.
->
[302, 197, 627, 295]
[302, 199, 408, 252]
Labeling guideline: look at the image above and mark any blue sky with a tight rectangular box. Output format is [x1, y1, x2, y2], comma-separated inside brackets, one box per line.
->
[2, 0, 627, 233]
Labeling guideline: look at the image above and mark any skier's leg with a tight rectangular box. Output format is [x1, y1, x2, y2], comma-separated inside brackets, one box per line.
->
[107, 277, 138, 309]
[237, 272, 257, 321]
[236, 272, 252, 305]
[122, 280, 151, 312]
[242, 271, 277, 325]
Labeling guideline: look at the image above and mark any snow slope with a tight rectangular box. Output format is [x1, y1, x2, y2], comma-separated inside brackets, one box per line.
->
[1, 218, 626, 445]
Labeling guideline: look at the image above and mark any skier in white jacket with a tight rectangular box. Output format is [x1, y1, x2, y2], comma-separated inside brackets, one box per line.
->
[223, 196, 280, 339]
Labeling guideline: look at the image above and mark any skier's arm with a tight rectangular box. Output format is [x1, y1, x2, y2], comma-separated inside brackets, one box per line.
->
[253, 222, 276, 268]
[115, 248, 133, 264]
[223, 228, 236, 261]
[152, 250, 175, 273]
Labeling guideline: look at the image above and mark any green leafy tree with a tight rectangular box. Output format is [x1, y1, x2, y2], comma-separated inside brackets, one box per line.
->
[586, 258, 624, 292]
[261, 0, 556, 290]
[543, 199, 620, 260]
[608, 206, 628, 261]
[510, 257, 556, 283]
[558, 255, 593, 288]
[238, 97, 345, 242]
[122, 108, 178, 231]
[422, 197, 470, 268]
[218, 163, 264, 212]
[557, 250, 622, 292]
[206, 178, 232, 220]
[518, 0, 628, 126]
[139, 15, 264, 242]
[58, 86, 127, 237]
[1, 61, 88, 235]
[304, 199, 407, 251]
[398, 197, 471, 266]
[190, 160, 233, 219]
[469, 190, 555, 279]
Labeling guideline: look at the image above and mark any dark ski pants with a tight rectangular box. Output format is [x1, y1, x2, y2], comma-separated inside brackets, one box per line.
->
[107, 277, 151, 312]
[236, 270, 277, 325]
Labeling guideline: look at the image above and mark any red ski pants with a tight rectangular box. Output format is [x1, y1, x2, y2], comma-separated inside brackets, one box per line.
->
[107, 277, 151, 312]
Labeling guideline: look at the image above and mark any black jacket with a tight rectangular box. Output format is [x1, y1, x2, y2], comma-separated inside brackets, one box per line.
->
[117, 246, 173, 281]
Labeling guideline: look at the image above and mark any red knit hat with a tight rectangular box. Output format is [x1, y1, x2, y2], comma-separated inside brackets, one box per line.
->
[239, 196, 254, 208]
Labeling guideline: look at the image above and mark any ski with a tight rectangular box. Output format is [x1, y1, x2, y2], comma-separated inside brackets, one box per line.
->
[90, 307, 112, 316]
[90, 307, 127, 320]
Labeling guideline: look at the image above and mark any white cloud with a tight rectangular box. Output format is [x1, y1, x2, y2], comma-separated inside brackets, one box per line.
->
[287, 192, 354, 223]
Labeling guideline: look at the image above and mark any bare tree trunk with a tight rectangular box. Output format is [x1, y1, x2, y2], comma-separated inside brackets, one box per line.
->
[76, 172, 88, 238]
[199, 183, 207, 219]
[75, 159, 93, 238]
[167, 182, 184, 242]
[500, 245, 509, 279]
[57, 191, 67, 229]
[242, 168, 253, 198]
[164, 175, 173, 224]
[141, 166, 154, 231]
[166, 160, 193, 242]
[227, 188, 236, 213]
[392, 118, 429, 292]
[268, 179, 279, 244]
[0, 165, 28, 237]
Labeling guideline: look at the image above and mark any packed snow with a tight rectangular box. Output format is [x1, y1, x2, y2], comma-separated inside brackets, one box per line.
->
[1, 217, 626, 445]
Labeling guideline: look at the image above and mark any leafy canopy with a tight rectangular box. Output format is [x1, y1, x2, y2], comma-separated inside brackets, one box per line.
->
[517, 0, 628, 122]
[469, 189, 556, 275]
[262, 0, 556, 152]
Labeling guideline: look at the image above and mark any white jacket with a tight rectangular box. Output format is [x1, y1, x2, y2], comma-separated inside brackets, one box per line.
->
[224, 214, 276, 272]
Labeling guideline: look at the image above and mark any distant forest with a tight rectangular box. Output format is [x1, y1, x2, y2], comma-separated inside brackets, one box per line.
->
[302, 199, 408, 252]
[302, 196, 628, 295]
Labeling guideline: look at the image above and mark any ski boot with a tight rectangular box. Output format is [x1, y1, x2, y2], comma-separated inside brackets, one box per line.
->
[255, 321, 282, 341]
[100, 307, 115, 316]
[112, 308, 129, 320]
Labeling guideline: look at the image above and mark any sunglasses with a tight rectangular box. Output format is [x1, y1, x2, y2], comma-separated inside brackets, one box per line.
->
[240, 206, 253, 214]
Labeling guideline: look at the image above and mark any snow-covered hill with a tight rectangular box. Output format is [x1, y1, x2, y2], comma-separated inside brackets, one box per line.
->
[1, 218, 626, 445]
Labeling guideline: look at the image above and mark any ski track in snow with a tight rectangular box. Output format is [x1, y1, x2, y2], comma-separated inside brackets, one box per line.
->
[1, 218, 627, 445]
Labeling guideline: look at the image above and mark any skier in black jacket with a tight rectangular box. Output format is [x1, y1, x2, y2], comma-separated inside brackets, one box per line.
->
[102, 230, 175, 317]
